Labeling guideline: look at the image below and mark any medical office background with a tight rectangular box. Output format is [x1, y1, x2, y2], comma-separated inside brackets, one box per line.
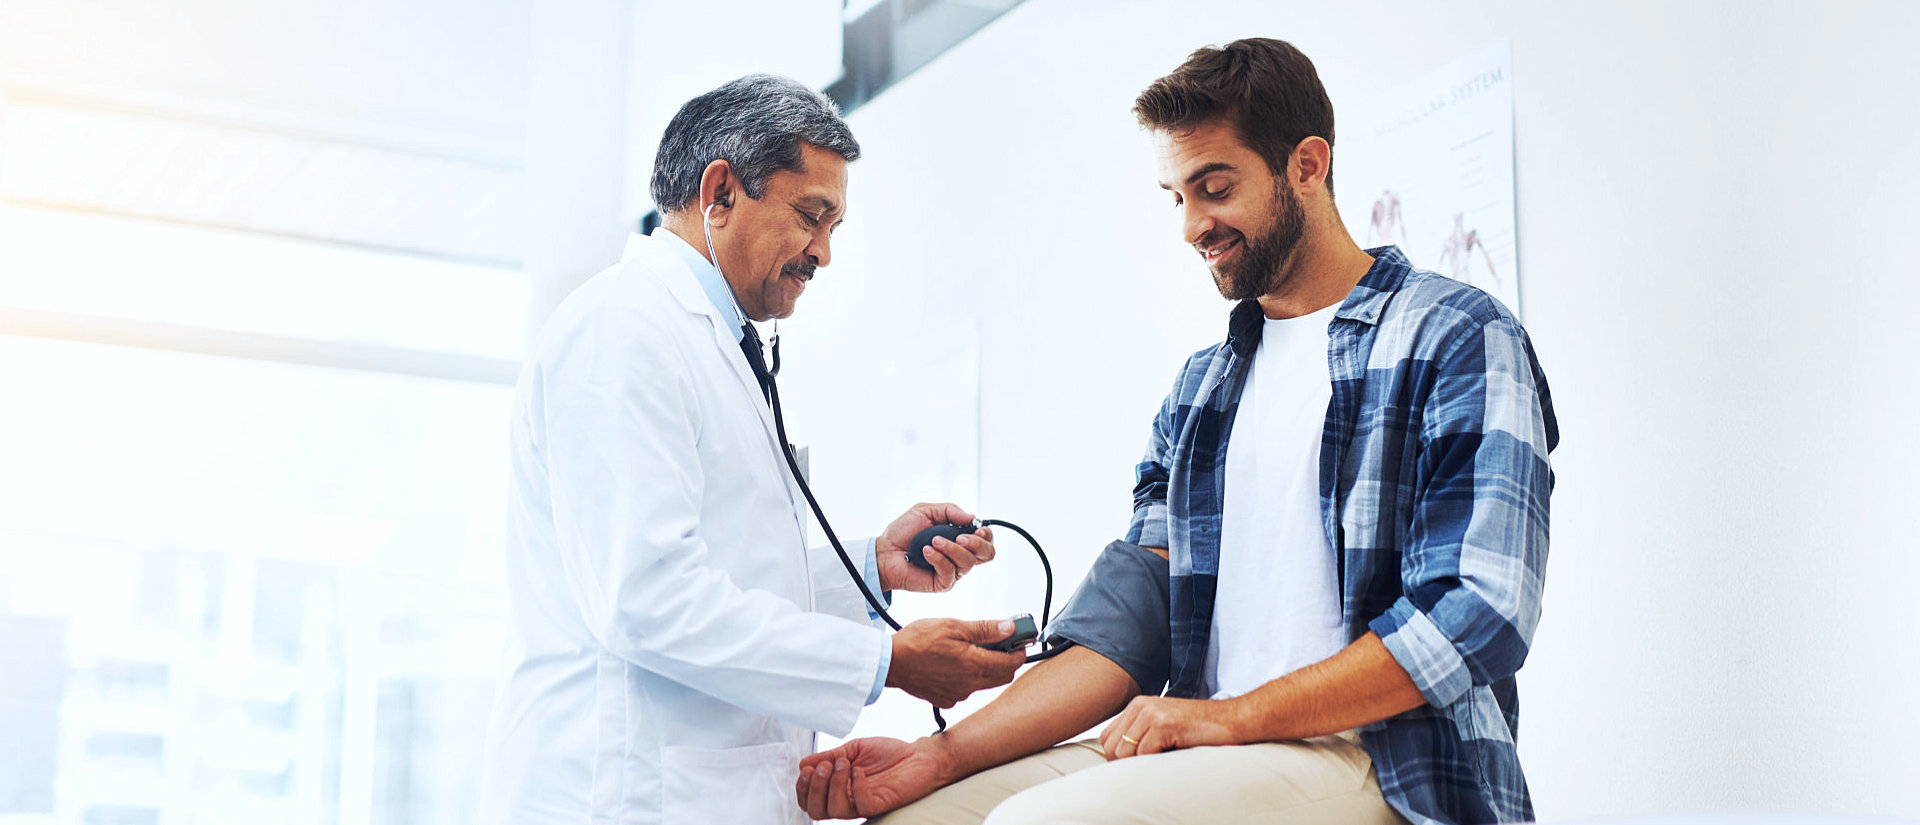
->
[0, 1, 1915, 823]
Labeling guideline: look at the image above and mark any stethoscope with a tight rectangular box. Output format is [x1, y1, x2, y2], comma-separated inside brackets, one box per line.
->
[702, 201, 1065, 731]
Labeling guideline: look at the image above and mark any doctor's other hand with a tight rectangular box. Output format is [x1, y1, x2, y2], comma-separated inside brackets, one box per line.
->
[886, 618, 1026, 708]
[876, 502, 996, 593]
[796, 736, 946, 820]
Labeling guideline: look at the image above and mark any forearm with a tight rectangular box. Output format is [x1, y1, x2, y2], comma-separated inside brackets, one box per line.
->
[926, 645, 1138, 782]
[1229, 631, 1425, 742]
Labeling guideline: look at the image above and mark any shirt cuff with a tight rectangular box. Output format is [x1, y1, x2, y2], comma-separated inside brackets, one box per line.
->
[1125, 502, 1170, 550]
[860, 537, 892, 620]
[1368, 599, 1473, 708]
[867, 634, 891, 705]
[862, 537, 891, 704]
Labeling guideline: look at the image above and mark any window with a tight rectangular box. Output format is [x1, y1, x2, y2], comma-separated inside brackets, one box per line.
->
[0, 205, 519, 825]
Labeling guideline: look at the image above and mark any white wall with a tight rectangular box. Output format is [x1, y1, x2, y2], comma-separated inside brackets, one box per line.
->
[775, 0, 1920, 819]
[623, 0, 844, 221]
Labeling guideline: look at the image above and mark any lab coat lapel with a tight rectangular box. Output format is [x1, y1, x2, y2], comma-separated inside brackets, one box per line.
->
[627, 234, 809, 531]
[694, 296, 780, 438]
[625, 234, 780, 436]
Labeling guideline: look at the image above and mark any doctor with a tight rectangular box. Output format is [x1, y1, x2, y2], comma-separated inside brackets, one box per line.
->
[482, 74, 1027, 825]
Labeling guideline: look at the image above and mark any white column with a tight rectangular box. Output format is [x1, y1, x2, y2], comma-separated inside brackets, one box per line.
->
[335, 566, 379, 825]
[524, 0, 633, 332]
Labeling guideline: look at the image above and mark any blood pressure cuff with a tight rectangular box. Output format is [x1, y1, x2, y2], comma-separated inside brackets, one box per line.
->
[1041, 539, 1172, 696]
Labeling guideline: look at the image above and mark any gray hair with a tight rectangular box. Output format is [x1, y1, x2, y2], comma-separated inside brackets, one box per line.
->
[649, 74, 861, 214]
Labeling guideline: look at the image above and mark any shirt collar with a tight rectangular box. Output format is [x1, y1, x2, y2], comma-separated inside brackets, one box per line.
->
[651, 229, 748, 342]
[1225, 245, 1416, 358]
[1335, 245, 1415, 326]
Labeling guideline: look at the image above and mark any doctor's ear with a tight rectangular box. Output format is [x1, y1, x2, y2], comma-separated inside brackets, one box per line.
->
[701, 191, 735, 227]
[698, 159, 737, 225]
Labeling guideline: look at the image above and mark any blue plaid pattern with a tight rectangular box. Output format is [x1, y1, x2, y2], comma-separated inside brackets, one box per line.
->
[1125, 247, 1558, 825]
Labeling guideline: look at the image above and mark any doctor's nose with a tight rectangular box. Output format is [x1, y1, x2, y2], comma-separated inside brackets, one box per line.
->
[808, 234, 831, 269]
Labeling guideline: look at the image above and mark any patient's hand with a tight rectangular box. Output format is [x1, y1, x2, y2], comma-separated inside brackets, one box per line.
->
[796, 737, 947, 820]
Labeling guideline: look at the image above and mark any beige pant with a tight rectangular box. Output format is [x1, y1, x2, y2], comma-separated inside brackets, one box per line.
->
[869, 732, 1407, 825]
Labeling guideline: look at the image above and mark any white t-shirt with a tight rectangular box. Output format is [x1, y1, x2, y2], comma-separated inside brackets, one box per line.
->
[1205, 302, 1348, 700]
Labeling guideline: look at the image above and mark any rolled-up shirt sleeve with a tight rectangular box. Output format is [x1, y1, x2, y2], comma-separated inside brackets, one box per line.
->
[1368, 315, 1556, 708]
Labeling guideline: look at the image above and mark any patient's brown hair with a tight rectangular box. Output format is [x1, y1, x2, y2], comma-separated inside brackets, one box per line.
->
[1133, 37, 1337, 195]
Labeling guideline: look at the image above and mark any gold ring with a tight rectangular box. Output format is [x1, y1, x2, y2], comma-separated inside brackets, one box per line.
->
[1121, 735, 1140, 746]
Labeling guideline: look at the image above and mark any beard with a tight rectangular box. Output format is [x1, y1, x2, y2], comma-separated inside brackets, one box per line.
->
[1206, 180, 1306, 301]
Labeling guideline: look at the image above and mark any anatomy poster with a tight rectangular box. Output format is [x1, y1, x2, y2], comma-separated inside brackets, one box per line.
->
[1337, 40, 1521, 314]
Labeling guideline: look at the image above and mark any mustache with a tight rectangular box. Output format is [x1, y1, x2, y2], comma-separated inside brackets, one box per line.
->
[1194, 229, 1243, 253]
[782, 260, 817, 278]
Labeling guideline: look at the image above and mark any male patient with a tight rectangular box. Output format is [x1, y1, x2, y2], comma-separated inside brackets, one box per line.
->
[796, 38, 1558, 825]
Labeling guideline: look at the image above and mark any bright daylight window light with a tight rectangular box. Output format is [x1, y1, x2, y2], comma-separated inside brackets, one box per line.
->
[0, 283, 512, 823]
[0, 204, 529, 361]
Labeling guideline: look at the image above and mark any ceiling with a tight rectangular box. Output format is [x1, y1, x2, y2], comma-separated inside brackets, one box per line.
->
[0, 0, 850, 267]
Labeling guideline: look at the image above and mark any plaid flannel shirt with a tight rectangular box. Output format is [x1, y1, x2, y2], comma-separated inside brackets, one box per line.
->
[1125, 246, 1558, 825]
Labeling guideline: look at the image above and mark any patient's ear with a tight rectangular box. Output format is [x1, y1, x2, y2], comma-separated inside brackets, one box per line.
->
[1144, 546, 1170, 561]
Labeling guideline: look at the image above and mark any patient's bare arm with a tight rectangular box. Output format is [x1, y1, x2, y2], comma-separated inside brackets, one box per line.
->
[929, 644, 1138, 779]
[797, 645, 1138, 820]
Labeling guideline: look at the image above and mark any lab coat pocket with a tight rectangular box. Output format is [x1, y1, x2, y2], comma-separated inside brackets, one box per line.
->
[661, 741, 795, 823]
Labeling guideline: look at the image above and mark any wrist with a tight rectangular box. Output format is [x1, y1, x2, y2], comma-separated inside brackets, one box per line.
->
[1220, 695, 1264, 744]
[868, 537, 896, 593]
[884, 634, 905, 688]
[914, 734, 966, 786]
[884, 627, 930, 689]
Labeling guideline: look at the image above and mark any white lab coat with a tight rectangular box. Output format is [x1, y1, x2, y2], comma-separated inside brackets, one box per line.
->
[481, 232, 889, 825]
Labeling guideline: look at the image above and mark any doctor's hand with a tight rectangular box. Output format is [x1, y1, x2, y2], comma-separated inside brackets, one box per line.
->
[876, 502, 997, 593]
[795, 736, 948, 820]
[886, 618, 1026, 708]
